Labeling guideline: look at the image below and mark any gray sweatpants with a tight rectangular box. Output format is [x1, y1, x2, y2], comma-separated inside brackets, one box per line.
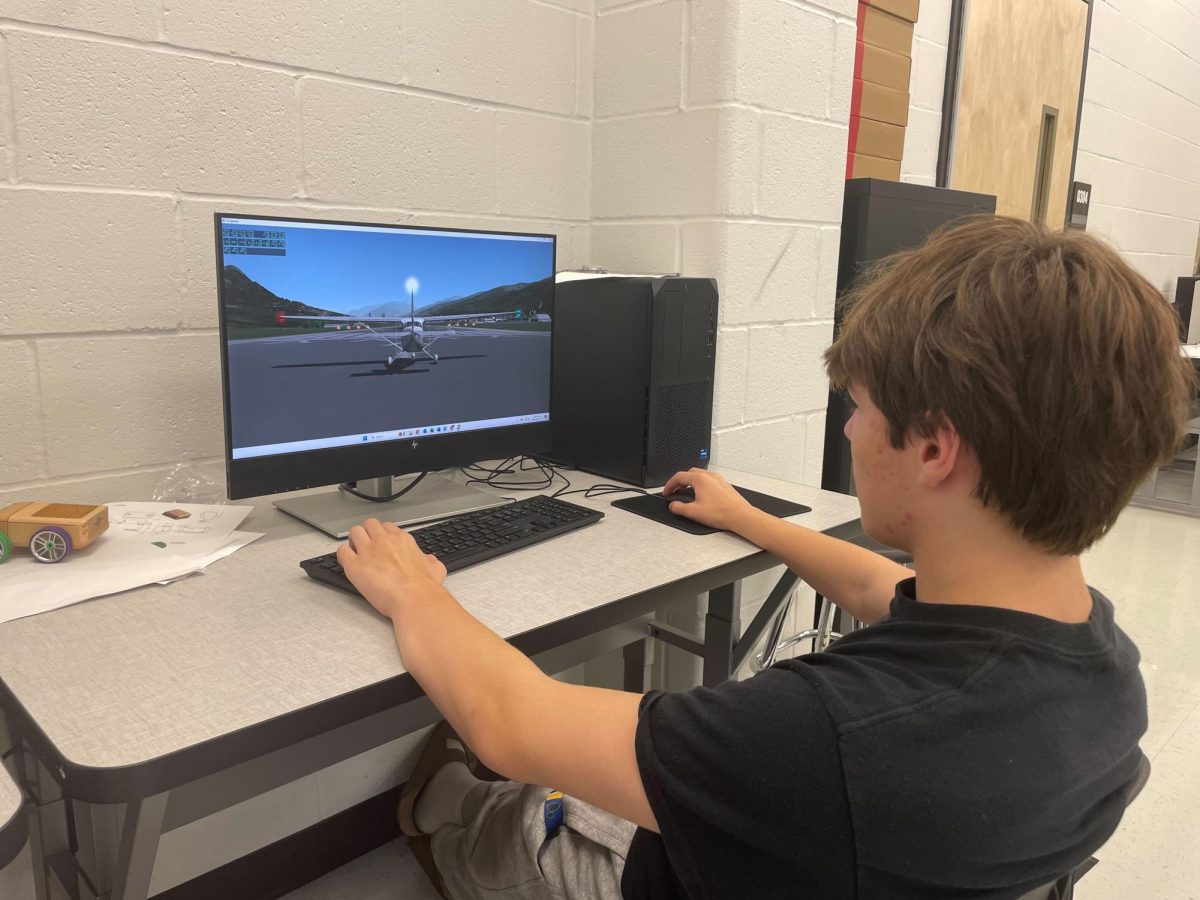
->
[430, 780, 636, 899]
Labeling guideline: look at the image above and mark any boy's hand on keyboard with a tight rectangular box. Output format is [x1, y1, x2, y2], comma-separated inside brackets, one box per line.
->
[337, 518, 448, 619]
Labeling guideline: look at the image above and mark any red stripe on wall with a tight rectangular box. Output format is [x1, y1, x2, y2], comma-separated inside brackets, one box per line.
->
[847, 80, 865, 177]
[846, 114, 862, 177]
[848, 3, 868, 177]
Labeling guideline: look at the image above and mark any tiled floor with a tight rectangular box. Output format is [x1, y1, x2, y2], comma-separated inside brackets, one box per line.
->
[2, 505, 1197, 899]
[282, 840, 438, 900]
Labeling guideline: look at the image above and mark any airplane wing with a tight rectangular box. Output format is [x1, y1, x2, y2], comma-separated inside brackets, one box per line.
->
[275, 310, 518, 325]
[275, 312, 415, 325]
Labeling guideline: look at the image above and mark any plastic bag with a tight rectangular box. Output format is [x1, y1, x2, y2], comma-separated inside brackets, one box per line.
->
[150, 462, 228, 505]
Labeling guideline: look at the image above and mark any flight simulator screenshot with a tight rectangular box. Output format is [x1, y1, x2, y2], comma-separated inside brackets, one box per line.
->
[218, 216, 555, 460]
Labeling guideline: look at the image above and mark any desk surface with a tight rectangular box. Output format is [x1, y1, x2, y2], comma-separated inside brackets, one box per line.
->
[1184, 344, 1200, 359]
[0, 468, 859, 800]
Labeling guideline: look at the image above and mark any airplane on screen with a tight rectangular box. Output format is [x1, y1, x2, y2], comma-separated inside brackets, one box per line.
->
[273, 308, 518, 370]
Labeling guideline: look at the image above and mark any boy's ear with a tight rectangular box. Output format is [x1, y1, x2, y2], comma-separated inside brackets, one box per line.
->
[915, 415, 963, 489]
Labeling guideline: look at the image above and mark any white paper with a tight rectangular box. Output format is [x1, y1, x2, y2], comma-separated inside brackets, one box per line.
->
[107, 502, 252, 545]
[0, 503, 260, 625]
[155, 531, 263, 584]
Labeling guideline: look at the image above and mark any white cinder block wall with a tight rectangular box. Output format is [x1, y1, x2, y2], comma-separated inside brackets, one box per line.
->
[0, 0, 854, 890]
[900, 0, 952, 185]
[593, 0, 853, 489]
[0, 0, 593, 506]
[1074, 0, 1200, 301]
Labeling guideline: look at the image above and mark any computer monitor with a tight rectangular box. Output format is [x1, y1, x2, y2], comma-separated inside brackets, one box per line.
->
[214, 213, 555, 536]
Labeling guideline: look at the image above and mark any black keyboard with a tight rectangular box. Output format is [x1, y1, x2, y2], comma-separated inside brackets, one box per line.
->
[300, 495, 603, 595]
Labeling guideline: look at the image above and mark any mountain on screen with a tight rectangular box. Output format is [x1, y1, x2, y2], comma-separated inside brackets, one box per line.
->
[416, 277, 554, 317]
[221, 268, 554, 324]
[344, 296, 462, 318]
[222, 266, 340, 324]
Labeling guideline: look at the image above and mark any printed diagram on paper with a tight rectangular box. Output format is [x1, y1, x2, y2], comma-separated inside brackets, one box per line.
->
[109, 503, 253, 547]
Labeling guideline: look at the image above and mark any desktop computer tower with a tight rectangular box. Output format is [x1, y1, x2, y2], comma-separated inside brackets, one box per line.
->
[551, 276, 718, 487]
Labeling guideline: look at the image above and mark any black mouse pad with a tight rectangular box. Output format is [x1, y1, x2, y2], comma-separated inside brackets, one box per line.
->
[612, 486, 811, 535]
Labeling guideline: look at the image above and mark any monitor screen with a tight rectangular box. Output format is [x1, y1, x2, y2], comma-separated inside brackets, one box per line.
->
[215, 214, 555, 498]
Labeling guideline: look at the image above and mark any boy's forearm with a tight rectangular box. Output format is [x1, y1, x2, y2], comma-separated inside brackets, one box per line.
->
[390, 586, 548, 770]
[732, 509, 906, 624]
[386, 586, 657, 830]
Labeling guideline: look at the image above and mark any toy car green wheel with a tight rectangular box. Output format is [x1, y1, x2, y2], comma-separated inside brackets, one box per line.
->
[30, 526, 72, 564]
[0, 530, 11, 564]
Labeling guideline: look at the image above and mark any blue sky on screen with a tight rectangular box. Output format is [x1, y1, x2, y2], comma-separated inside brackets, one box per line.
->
[223, 222, 554, 313]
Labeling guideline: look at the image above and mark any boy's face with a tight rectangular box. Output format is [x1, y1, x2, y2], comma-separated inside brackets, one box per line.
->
[844, 386, 916, 551]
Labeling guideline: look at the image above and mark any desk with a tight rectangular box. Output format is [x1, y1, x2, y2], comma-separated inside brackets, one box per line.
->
[0, 468, 860, 900]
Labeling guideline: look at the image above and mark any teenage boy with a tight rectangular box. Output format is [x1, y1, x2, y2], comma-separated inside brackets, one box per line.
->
[337, 216, 1196, 898]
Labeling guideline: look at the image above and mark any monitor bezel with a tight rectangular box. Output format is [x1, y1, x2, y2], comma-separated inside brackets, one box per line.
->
[214, 212, 555, 501]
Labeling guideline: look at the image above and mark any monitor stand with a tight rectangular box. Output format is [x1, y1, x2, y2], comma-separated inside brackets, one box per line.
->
[274, 473, 507, 539]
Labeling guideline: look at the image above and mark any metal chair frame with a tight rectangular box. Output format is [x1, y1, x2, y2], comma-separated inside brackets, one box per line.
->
[753, 535, 909, 670]
[752, 592, 864, 671]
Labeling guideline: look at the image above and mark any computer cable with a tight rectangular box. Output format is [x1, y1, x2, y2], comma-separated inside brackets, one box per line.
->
[551, 483, 649, 500]
[461, 456, 648, 502]
[338, 471, 429, 503]
[460, 456, 568, 493]
[461, 458, 519, 478]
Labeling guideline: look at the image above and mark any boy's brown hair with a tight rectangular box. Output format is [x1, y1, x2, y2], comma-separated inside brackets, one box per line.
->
[825, 215, 1197, 555]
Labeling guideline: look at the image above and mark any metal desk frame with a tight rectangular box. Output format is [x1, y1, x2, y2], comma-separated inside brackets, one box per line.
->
[1132, 414, 1200, 518]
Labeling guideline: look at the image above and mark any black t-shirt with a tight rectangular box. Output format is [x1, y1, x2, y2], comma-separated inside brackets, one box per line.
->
[621, 578, 1147, 899]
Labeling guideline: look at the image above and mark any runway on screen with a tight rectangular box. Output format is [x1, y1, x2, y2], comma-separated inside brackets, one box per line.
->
[226, 327, 551, 449]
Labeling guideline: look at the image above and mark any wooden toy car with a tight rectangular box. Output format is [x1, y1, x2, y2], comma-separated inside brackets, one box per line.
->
[0, 502, 109, 564]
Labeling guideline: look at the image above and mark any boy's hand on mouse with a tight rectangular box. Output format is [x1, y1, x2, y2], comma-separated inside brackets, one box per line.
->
[661, 469, 759, 533]
[337, 518, 448, 620]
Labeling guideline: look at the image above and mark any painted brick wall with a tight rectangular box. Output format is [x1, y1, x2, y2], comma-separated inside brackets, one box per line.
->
[0, 0, 858, 505]
[0, 1, 593, 506]
[592, 0, 854, 490]
[900, 0, 952, 185]
[1074, 0, 1200, 301]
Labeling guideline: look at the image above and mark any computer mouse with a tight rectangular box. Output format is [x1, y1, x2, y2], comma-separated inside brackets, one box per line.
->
[662, 487, 696, 504]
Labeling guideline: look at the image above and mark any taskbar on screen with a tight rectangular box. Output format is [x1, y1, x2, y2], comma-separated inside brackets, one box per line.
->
[231, 413, 549, 461]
